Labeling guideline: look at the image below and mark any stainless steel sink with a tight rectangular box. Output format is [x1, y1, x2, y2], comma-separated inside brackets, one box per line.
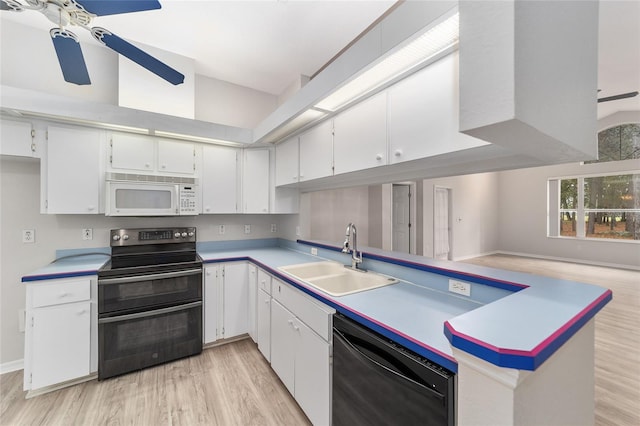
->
[278, 261, 398, 296]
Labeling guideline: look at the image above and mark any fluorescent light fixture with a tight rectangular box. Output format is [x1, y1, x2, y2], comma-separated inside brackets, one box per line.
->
[0, 109, 149, 134]
[315, 11, 459, 112]
[264, 108, 327, 143]
[153, 130, 246, 147]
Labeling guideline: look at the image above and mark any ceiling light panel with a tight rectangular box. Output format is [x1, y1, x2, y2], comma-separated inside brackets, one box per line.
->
[314, 12, 459, 112]
[265, 109, 327, 143]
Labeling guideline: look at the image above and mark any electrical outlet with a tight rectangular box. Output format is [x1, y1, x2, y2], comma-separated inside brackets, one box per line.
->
[311, 248, 318, 256]
[449, 279, 471, 297]
[244, 224, 251, 234]
[22, 229, 35, 243]
[271, 224, 277, 233]
[82, 228, 93, 240]
[218, 225, 225, 235]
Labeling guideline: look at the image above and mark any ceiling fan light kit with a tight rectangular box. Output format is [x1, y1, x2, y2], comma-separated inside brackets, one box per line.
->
[1, 0, 184, 86]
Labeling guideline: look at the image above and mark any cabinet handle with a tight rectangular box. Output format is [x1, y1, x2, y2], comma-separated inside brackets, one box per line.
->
[87, 205, 95, 211]
[161, 164, 166, 169]
[264, 299, 269, 304]
[376, 154, 383, 161]
[59, 292, 69, 298]
[287, 319, 293, 326]
[394, 149, 403, 157]
[293, 325, 300, 331]
[77, 309, 87, 315]
[145, 163, 151, 168]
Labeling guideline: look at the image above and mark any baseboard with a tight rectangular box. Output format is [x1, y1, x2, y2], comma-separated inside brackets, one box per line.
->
[453, 251, 500, 262]
[0, 359, 23, 375]
[494, 250, 640, 271]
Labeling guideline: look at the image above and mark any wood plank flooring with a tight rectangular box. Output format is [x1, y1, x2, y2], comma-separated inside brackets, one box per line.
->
[463, 254, 640, 426]
[0, 338, 310, 425]
[1, 255, 637, 425]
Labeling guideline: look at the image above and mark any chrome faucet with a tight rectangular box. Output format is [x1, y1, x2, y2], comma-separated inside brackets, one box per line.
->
[342, 223, 362, 270]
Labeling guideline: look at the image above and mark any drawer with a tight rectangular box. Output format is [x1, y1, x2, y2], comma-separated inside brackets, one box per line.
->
[258, 269, 272, 295]
[31, 278, 91, 308]
[272, 278, 334, 341]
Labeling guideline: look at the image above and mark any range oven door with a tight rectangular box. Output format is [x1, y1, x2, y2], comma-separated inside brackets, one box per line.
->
[98, 268, 202, 314]
[98, 301, 202, 379]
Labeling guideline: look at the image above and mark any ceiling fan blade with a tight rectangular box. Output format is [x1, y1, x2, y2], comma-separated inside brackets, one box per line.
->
[597, 91, 639, 103]
[92, 27, 184, 85]
[74, 0, 160, 16]
[0, 1, 10, 10]
[50, 29, 91, 85]
[1, 0, 24, 11]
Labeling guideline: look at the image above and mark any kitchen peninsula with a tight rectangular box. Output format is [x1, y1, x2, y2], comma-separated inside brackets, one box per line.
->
[22, 237, 611, 426]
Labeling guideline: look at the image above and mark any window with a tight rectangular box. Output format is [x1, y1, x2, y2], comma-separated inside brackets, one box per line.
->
[554, 173, 640, 241]
[586, 123, 640, 164]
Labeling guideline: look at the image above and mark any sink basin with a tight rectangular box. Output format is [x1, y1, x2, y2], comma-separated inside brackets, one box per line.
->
[278, 261, 398, 296]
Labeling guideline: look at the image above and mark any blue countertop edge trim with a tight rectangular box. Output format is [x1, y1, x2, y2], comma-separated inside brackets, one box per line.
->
[203, 255, 459, 373]
[22, 269, 99, 282]
[443, 290, 613, 370]
[296, 239, 528, 293]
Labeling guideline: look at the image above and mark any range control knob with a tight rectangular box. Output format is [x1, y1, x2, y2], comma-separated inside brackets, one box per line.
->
[122, 234, 129, 241]
[112, 234, 121, 241]
[174, 232, 181, 238]
[188, 231, 195, 237]
[181, 232, 188, 238]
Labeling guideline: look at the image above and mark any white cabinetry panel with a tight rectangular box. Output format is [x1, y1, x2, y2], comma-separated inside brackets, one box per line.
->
[157, 139, 195, 174]
[257, 287, 271, 361]
[248, 265, 257, 342]
[333, 92, 387, 175]
[388, 53, 487, 164]
[45, 126, 102, 214]
[201, 145, 238, 213]
[275, 137, 299, 187]
[0, 120, 36, 157]
[110, 133, 155, 172]
[243, 149, 270, 213]
[299, 119, 333, 181]
[270, 299, 296, 394]
[204, 262, 248, 344]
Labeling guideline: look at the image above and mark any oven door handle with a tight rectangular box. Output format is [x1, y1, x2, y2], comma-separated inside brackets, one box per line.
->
[98, 268, 202, 285]
[98, 301, 202, 324]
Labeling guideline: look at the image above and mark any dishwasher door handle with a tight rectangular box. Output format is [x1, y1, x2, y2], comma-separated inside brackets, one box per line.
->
[333, 328, 445, 400]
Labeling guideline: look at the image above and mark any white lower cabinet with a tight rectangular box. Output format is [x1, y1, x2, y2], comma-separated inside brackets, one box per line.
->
[248, 264, 257, 342]
[24, 277, 96, 394]
[270, 279, 334, 426]
[204, 262, 248, 344]
[257, 287, 272, 362]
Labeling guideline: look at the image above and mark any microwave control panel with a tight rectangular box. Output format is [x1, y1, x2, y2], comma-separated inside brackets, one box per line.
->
[179, 185, 198, 215]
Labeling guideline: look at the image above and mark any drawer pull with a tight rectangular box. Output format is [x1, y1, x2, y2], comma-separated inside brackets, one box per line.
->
[59, 292, 69, 298]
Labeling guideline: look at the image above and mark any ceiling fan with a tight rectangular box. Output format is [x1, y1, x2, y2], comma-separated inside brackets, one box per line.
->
[0, 0, 184, 86]
[597, 90, 639, 103]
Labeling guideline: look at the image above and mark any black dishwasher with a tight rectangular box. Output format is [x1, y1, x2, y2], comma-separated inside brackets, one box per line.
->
[333, 313, 455, 426]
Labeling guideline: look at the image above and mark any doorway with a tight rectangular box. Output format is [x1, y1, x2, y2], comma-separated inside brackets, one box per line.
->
[392, 184, 412, 253]
[434, 187, 451, 260]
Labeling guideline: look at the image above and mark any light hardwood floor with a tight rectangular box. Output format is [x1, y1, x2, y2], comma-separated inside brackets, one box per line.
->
[463, 254, 640, 426]
[1, 255, 638, 425]
[0, 338, 310, 425]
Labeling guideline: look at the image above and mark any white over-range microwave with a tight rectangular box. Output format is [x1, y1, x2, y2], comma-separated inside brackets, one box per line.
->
[105, 173, 199, 216]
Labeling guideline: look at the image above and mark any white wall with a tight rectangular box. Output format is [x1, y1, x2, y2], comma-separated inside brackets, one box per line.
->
[421, 172, 500, 260]
[497, 158, 640, 269]
[0, 156, 294, 366]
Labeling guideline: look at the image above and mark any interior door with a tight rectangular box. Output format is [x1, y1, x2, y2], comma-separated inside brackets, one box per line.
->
[392, 184, 411, 253]
[434, 187, 451, 260]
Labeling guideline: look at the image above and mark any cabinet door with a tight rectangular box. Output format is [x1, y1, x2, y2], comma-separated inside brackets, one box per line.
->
[0, 120, 36, 157]
[157, 139, 195, 174]
[388, 53, 486, 163]
[110, 133, 155, 172]
[203, 266, 219, 344]
[275, 137, 299, 187]
[243, 149, 270, 213]
[295, 319, 331, 426]
[333, 92, 387, 174]
[46, 126, 102, 214]
[201, 145, 238, 213]
[248, 265, 257, 342]
[30, 301, 91, 389]
[299, 120, 333, 182]
[222, 263, 248, 338]
[270, 299, 295, 394]
[257, 288, 271, 362]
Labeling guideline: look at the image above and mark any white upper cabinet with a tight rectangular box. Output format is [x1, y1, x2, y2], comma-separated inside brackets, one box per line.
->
[275, 136, 299, 187]
[0, 120, 37, 158]
[109, 133, 155, 172]
[157, 139, 196, 174]
[299, 120, 333, 182]
[45, 126, 103, 214]
[333, 92, 388, 175]
[388, 53, 486, 164]
[109, 133, 196, 175]
[243, 149, 270, 213]
[201, 145, 239, 214]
